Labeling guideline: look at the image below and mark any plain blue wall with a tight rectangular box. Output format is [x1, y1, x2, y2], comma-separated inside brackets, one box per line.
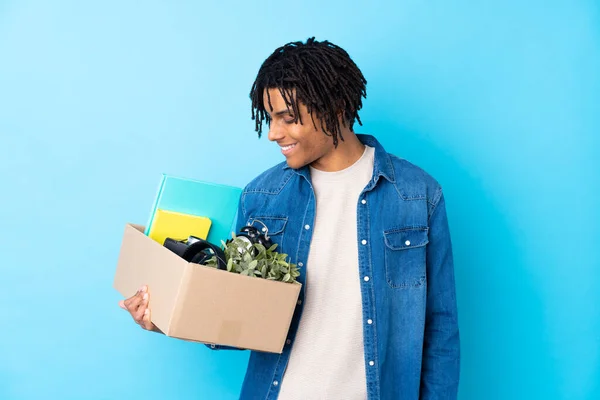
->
[1, 1, 598, 399]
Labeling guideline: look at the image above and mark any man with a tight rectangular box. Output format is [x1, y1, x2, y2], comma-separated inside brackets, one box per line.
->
[119, 37, 460, 399]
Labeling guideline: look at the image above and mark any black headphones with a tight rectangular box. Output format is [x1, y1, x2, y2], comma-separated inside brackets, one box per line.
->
[163, 236, 227, 270]
[162, 219, 274, 270]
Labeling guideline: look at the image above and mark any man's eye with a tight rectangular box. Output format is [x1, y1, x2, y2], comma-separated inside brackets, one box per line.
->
[284, 117, 295, 124]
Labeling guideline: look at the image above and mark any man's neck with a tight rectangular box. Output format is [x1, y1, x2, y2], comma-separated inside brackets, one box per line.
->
[310, 131, 366, 172]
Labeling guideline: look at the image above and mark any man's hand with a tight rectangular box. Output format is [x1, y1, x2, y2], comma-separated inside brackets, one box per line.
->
[118, 285, 158, 332]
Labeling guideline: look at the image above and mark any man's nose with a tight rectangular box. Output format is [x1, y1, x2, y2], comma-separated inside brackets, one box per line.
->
[268, 125, 283, 142]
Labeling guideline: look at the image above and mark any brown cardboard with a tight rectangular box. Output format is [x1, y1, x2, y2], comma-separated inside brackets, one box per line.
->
[113, 223, 302, 353]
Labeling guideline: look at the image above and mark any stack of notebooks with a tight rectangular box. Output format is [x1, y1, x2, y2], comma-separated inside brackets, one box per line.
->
[144, 174, 243, 246]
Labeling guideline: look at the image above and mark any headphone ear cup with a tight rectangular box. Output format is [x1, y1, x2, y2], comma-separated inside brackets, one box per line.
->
[182, 239, 227, 270]
[163, 238, 191, 256]
[179, 240, 207, 262]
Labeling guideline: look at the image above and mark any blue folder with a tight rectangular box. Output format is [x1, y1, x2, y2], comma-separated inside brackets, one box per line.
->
[144, 174, 243, 245]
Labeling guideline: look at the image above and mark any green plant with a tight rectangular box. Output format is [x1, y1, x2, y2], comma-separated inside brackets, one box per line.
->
[203, 233, 300, 283]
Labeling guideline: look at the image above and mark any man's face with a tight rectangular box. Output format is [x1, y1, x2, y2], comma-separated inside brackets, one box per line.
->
[263, 88, 335, 170]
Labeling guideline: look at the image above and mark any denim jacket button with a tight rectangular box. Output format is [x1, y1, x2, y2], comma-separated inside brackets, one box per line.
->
[361, 239, 367, 245]
[405, 240, 411, 246]
[362, 199, 367, 204]
[304, 224, 310, 230]
[364, 276, 370, 282]
[367, 319, 373, 324]
[273, 381, 279, 386]
[369, 361, 375, 366]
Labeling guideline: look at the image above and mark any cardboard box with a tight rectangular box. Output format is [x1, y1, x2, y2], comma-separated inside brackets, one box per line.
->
[113, 223, 302, 353]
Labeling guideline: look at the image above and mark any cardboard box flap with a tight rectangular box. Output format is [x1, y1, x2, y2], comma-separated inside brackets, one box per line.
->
[113, 224, 189, 334]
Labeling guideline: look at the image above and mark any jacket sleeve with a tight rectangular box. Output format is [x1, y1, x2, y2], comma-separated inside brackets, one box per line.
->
[420, 187, 461, 398]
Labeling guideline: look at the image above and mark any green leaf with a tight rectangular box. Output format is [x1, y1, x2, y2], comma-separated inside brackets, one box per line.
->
[209, 235, 303, 283]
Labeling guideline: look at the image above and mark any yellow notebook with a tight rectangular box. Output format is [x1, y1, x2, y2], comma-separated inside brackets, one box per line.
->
[147, 209, 212, 245]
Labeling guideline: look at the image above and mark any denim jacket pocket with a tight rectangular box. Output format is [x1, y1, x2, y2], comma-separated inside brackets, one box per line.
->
[384, 227, 429, 289]
[247, 216, 288, 248]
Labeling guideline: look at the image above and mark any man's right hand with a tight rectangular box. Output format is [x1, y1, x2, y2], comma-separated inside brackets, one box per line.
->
[118, 285, 159, 332]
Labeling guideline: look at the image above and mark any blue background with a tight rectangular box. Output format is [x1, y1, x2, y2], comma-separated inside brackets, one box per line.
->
[1, 1, 598, 399]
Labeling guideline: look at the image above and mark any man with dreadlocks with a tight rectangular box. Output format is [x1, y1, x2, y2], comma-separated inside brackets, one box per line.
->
[120, 37, 460, 399]
[240, 37, 460, 399]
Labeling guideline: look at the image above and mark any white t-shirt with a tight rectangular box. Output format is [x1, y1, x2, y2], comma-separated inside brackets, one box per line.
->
[277, 145, 375, 400]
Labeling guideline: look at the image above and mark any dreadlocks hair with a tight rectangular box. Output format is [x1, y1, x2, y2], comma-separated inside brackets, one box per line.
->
[249, 37, 367, 147]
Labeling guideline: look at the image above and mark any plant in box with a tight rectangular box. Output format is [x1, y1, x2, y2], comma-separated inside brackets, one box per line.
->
[204, 233, 300, 283]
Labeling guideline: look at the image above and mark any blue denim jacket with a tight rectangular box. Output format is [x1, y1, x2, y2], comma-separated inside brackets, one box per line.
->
[215, 134, 460, 400]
